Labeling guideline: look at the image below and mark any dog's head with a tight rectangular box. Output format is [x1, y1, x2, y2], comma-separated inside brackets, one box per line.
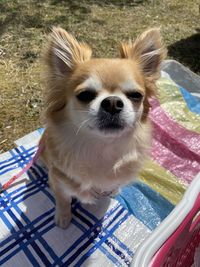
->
[44, 27, 166, 138]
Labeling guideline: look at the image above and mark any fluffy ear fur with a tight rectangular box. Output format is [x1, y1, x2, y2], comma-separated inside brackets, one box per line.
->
[120, 28, 166, 81]
[43, 27, 92, 117]
[120, 28, 166, 120]
[45, 26, 92, 76]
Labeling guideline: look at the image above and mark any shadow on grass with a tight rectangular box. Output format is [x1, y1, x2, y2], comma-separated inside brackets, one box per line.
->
[49, 0, 147, 25]
[0, 1, 43, 38]
[51, 0, 147, 7]
[0, 1, 19, 36]
[0, 0, 147, 36]
[168, 30, 200, 74]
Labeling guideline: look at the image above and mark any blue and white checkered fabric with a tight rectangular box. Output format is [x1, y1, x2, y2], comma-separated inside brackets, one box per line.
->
[0, 130, 152, 267]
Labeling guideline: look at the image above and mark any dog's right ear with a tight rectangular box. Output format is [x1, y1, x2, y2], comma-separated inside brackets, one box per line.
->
[45, 27, 92, 76]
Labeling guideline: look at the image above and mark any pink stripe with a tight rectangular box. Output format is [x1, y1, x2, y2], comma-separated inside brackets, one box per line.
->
[150, 98, 200, 184]
[151, 138, 200, 185]
[150, 98, 200, 156]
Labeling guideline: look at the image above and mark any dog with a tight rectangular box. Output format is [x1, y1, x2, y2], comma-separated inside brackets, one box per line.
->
[40, 27, 166, 228]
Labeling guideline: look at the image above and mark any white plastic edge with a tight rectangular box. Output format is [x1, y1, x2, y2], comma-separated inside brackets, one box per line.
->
[131, 172, 200, 267]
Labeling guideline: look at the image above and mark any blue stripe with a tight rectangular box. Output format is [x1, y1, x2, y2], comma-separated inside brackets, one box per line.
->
[0, 154, 17, 165]
[1, 196, 54, 265]
[51, 204, 121, 267]
[0, 211, 17, 233]
[6, 207, 24, 229]
[179, 86, 200, 114]
[33, 163, 48, 178]
[3, 169, 48, 206]
[14, 185, 48, 207]
[72, 202, 94, 227]
[105, 238, 131, 265]
[0, 165, 20, 176]
[115, 182, 174, 230]
[0, 161, 61, 265]
[76, 203, 99, 223]
[62, 208, 126, 266]
[13, 146, 36, 160]
[74, 202, 132, 265]
[76, 202, 133, 262]
[0, 193, 45, 266]
[28, 165, 44, 180]
[71, 218, 88, 233]
[73, 209, 93, 228]
[75, 212, 129, 266]
[0, 146, 36, 166]
[1, 173, 53, 214]
[61, 225, 104, 266]
[0, 168, 41, 201]
[1, 188, 130, 267]
[110, 235, 134, 258]
[20, 248, 41, 267]
[99, 245, 121, 266]
[11, 179, 47, 202]
[1, 145, 60, 265]
[0, 211, 54, 254]
[27, 164, 45, 182]
[0, 216, 55, 265]
[1, 208, 55, 246]
[26, 166, 55, 204]
[29, 241, 52, 266]
[0, 149, 36, 175]
[19, 219, 55, 252]
[18, 207, 60, 265]
[74, 205, 129, 266]
[0, 213, 40, 267]
[1, 182, 35, 200]
[1, 172, 48, 211]
[2, 184, 49, 212]
[11, 181, 46, 202]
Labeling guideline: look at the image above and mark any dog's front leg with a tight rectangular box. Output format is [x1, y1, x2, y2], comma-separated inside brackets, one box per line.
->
[49, 167, 72, 229]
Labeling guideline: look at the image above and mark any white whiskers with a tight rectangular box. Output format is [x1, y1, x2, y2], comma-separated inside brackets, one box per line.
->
[75, 119, 90, 136]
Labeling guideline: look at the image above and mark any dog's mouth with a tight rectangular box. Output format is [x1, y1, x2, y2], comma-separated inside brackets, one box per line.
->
[98, 121, 124, 131]
[97, 113, 125, 133]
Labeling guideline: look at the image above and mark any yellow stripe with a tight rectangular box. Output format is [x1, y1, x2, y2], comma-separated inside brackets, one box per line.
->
[156, 78, 200, 133]
[139, 159, 186, 205]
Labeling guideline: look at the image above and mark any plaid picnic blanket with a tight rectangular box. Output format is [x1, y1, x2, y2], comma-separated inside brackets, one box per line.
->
[1, 69, 200, 266]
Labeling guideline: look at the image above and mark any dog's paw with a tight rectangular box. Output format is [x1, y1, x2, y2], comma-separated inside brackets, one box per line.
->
[55, 210, 72, 229]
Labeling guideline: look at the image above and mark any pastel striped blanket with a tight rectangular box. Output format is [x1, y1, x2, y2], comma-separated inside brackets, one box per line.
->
[1, 70, 200, 266]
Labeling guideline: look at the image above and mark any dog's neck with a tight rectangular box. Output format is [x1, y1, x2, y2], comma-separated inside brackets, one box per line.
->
[55, 123, 136, 155]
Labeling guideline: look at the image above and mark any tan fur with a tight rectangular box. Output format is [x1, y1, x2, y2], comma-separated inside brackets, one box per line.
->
[120, 28, 167, 120]
[41, 27, 166, 228]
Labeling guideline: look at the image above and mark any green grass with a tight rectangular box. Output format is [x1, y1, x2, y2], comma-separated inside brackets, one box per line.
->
[0, 0, 200, 152]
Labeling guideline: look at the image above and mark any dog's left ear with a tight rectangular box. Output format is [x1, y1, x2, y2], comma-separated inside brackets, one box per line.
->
[120, 28, 166, 80]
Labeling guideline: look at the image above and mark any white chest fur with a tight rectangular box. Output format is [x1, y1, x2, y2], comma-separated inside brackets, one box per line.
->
[53, 127, 144, 192]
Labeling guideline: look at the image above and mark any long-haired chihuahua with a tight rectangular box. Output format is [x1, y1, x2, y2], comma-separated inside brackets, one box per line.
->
[41, 27, 166, 228]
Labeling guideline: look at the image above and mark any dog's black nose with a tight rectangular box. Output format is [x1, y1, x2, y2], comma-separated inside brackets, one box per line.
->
[101, 96, 124, 114]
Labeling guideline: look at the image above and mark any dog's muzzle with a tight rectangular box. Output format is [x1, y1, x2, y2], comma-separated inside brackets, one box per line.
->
[97, 96, 125, 131]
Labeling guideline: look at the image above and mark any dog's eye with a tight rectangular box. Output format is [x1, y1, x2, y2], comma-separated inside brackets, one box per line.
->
[76, 90, 97, 103]
[126, 91, 143, 102]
